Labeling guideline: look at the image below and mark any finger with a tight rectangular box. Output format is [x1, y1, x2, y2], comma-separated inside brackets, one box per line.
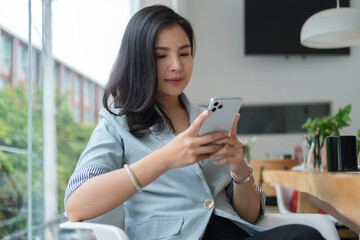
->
[229, 113, 240, 138]
[212, 137, 239, 147]
[210, 143, 242, 159]
[197, 144, 223, 155]
[214, 158, 229, 165]
[196, 131, 228, 146]
[196, 153, 212, 162]
[210, 148, 237, 160]
[214, 156, 240, 166]
[210, 142, 229, 156]
[187, 110, 209, 134]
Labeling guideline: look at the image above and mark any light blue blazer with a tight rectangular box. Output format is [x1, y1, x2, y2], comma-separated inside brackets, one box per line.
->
[66, 94, 266, 240]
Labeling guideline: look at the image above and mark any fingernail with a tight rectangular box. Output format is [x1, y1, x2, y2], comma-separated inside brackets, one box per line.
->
[202, 110, 209, 115]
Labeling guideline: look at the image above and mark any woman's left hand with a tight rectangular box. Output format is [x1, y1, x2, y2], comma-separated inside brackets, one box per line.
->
[212, 114, 260, 224]
[209, 114, 248, 176]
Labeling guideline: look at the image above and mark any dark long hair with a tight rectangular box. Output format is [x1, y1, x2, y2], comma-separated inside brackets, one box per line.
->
[103, 5, 195, 137]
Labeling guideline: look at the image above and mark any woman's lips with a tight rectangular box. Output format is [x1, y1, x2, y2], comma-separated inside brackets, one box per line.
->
[166, 77, 183, 85]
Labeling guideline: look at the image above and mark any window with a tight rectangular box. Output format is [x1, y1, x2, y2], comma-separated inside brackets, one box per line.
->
[63, 69, 71, 93]
[30, 48, 39, 85]
[0, 1, 43, 239]
[0, 34, 11, 66]
[0, 0, 130, 239]
[54, 63, 59, 89]
[17, 44, 28, 74]
[84, 80, 89, 104]
[83, 81, 95, 123]
[83, 80, 89, 122]
[73, 75, 82, 122]
[74, 75, 81, 101]
[97, 86, 104, 111]
[88, 82, 94, 122]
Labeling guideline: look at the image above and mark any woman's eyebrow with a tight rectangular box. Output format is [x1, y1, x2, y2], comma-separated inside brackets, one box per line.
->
[179, 44, 191, 50]
[155, 44, 191, 51]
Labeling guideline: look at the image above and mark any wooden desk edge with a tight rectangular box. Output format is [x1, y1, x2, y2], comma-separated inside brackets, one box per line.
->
[262, 169, 360, 233]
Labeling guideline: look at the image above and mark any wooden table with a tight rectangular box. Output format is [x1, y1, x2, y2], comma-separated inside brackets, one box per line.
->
[262, 169, 360, 233]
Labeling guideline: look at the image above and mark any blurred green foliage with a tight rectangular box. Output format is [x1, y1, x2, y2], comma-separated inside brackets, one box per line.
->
[0, 86, 95, 238]
[302, 104, 352, 143]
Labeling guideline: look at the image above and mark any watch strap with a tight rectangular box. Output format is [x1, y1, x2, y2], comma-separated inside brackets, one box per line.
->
[230, 165, 253, 184]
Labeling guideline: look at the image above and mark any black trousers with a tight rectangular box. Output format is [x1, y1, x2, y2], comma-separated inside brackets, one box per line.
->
[202, 214, 325, 240]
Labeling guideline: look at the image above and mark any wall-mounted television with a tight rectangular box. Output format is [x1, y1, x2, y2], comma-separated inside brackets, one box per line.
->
[245, 0, 350, 55]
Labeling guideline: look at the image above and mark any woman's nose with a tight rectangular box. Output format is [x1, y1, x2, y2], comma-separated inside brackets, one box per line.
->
[170, 56, 183, 72]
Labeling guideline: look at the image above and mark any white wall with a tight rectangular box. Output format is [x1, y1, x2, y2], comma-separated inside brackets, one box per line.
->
[180, 0, 360, 159]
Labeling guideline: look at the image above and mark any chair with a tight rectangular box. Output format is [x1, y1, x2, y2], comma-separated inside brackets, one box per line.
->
[60, 205, 340, 240]
[271, 183, 341, 224]
[271, 183, 360, 239]
[270, 183, 294, 214]
[60, 205, 128, 240]
[249, 159, 298, 206]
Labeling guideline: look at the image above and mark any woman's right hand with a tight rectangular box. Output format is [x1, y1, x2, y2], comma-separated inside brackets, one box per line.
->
[161, 110, 228, 170]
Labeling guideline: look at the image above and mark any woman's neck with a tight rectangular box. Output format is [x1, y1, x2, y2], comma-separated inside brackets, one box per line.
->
[156, 94, 183, 110]
[156, 94, 189, 135]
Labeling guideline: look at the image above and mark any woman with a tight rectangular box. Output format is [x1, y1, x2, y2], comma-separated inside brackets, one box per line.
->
[65, 5, 324, 240]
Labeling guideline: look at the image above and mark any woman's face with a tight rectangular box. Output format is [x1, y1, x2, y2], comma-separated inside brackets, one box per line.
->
[155, 24, 193, 100]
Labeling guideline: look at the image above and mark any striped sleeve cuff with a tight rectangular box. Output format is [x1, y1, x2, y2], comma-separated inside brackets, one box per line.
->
[64, 166, 106, 204]
[225, 182, 266, 224]
[254, 183, 266, 224]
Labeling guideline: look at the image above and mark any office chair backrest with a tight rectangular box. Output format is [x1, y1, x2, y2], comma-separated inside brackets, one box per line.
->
[85, 204, 125, 228]
[271, 183, 294, 213]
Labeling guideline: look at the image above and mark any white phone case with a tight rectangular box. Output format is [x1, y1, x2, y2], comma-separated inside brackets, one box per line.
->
[198, 97, 243, 136]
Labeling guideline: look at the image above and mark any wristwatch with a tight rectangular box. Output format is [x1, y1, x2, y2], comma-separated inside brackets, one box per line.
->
[230, 165, 253, 184]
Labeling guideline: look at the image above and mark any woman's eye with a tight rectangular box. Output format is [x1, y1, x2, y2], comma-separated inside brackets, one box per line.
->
[180, 53, 190, 56]
[156, 55, 166, 59]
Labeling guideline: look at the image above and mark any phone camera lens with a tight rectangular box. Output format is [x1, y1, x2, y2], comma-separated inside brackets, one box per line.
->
[214, 102, 219, 106]
[211, 108, 217, 112]
[218, 105, 223, 109]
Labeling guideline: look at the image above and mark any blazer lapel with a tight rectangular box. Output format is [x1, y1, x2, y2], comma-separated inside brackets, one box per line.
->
[150, 124, 174, 145]
[150, 95, 208, 181]
[150, 125, 206, 181]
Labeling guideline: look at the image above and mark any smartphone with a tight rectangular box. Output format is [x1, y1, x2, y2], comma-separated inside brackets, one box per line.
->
[198, 97, 243, 136]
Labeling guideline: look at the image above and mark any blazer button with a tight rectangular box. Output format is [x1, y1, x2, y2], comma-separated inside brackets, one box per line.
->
[203, 199, 215, 210]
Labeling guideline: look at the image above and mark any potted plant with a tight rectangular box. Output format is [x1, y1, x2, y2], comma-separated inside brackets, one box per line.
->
[301, 104, 352, 168]
[302, 104, 352, 141]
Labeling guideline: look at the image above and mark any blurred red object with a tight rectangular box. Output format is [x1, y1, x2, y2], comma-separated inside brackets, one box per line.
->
[290, 190, 328, 214]
[290, 190, 298, 213]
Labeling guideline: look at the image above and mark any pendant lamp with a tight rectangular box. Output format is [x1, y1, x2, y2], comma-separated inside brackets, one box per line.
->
[300, 0, 360, 49]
